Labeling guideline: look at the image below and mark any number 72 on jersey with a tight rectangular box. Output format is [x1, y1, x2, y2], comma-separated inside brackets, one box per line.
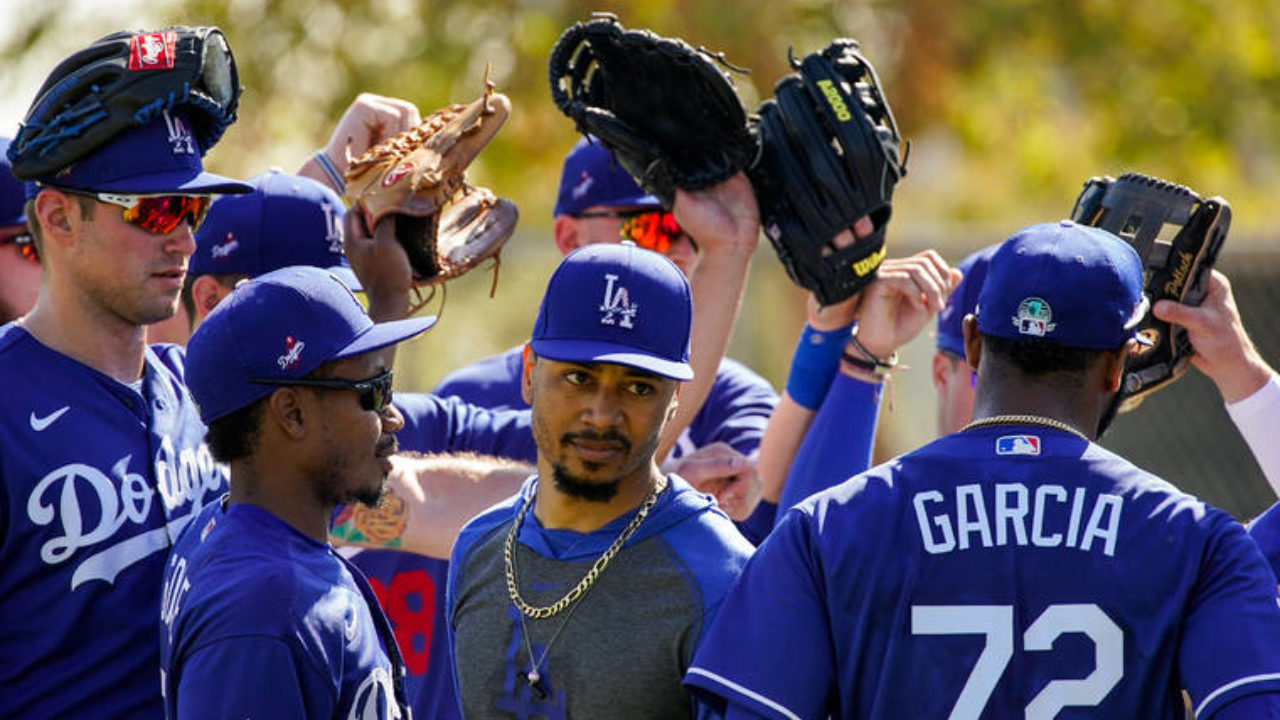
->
[912, 603, 1123, 720]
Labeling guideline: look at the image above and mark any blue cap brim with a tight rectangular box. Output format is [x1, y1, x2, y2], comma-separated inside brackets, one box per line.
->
[335, 315, 437, 359]
[531, 338, 694, 381]
[328, 266, 363, 293]
[67, 168, 253, 196]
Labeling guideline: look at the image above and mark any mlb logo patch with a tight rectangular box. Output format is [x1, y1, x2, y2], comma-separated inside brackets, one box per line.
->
[128, 32, 177, 71]
[996, 434, 1041, 456]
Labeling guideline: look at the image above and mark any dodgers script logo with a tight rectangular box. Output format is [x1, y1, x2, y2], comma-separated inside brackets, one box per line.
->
[996, 434, 1041, 456]
[163, 110, 196, 156]
[26, 437, 224, 589]
[571, 170, 594, 201]
[210, 233, 239, 259]
[278, 335, 305, 370]
[1013, 297, 1055, 337]
[599, 273, 638, 329]
[347, 667, 403, 720]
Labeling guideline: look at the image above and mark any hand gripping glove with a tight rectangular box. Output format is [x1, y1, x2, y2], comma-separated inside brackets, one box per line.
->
[8, 26, 240, 178]
[548, 13, 757, 208]
[1071, 172, 1231, 411]
[749, 39, 909, 306]
[344, 78, 518, 294]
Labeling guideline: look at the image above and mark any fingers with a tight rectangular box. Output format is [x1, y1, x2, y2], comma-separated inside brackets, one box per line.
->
[325, 93, 422, 167]
[875, 249, 955, 313]
[670, 442, 749, 486]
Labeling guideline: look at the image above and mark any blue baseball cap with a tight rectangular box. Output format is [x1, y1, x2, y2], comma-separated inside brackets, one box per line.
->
[28, 110, 250, 197]
[186, 266, 436, 422]
[0, 138, 25, 227]
[936, 244, 999, 357]
[976, 220, 1149, 350]
[531, 241, 693, 380]
[553, 137, 661, 217]
[190, 169, 358, 290]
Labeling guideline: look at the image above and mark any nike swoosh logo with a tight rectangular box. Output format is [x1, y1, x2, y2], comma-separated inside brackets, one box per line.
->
[30, 406, 70, 432]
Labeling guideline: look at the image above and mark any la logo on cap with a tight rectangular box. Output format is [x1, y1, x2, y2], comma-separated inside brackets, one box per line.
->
[599, 273, 638, 329]
[1013, 296, 1055, 337]
[163, 110, 196, 156]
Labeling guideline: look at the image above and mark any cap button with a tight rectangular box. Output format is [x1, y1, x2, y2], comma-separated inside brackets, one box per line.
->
[1060, 219, 1075, 228]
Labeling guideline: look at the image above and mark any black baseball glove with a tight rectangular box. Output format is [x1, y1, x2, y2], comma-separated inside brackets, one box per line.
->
[548, 13, 757, 208]
[1071, 172, 1232, 411]
[8, 26, 241, 179]
[749, 39, 909, 306]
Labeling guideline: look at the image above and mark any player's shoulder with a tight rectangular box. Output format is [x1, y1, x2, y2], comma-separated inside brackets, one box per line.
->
[451, 479, 527, 566]
[433, 345, 523, 398]
[0, 322, 48, 367]
[713, 356, 778, 396]
[652, 477, 754, 567]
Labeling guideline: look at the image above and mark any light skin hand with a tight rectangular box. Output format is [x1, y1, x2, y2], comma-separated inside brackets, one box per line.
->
[1152, 270, 1273, 404]
[299, 93, 421, 191]
[852, 249, 960, 360]
[666, 442, 762, 522]
[671, 172, 760, 256]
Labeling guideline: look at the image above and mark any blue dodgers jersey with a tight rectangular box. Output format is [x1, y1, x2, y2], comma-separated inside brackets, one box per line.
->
[0, 327, 225, 720]
[434, 346, 778, 460]
[161, 501, 409, 720]
[687, 426, 1280, 720]
[347, 390, 538, 720]
[1247, 500, 1280, 582]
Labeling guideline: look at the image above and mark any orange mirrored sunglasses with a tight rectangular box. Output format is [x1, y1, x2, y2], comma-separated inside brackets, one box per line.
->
[575, 208, 696, 255]
[65, 190, 212, 235]
[0, 230, 38, 263]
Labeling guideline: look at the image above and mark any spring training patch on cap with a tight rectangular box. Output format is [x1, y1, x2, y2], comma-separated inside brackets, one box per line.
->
[1013, 297, 1055, 337]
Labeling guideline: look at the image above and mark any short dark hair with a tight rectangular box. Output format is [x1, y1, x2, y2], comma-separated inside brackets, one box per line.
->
[204, 398, 265, 463]
[202, 359, 344, 463]
[981, 333, 1103, 376]
[23, 193, 94, 257]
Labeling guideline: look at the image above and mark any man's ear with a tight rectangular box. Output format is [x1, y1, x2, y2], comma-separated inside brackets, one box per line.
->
[1101, 340, 1135, 394]
[33, 189, 82, 247]
[553, 215, 585, 257]
[931, 352, 951, 394]
[665, 383, 681, 423]
[266, 388, 309, 440]
[962, 315, 983, 370]
[520, 344, 536, 405]
[190, 275, 229, 320]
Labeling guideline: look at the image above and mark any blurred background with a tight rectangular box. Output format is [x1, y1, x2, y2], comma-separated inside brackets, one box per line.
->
[4, 0, 1277, 518]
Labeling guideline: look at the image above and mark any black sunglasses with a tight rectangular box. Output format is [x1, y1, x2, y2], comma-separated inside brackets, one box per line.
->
[252, 370, 394, 412]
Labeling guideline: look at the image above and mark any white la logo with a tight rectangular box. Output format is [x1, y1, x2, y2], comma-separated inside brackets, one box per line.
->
[322, 200, 343, 254]
[599, 273, 638, 329]
[162, 110, 196, 156]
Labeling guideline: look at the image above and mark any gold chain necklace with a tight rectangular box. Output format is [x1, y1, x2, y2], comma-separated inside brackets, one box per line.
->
[504, 475, 668, 695]
[504, 474, 668, 620]
[962, 414, 1089, 441]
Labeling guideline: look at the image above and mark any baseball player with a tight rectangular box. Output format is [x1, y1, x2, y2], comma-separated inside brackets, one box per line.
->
[0, 87, 251, 720]
[0, 138, 39, 324]
[448, 180, 759, 719]
[435, 137, 777, 535]
[161, 265, 431, 719]
[686, 221, 1280, 719]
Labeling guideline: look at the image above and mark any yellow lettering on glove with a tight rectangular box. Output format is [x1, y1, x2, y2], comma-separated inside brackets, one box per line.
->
[852, 246, 886, 277]
[817, 79, 853, 122]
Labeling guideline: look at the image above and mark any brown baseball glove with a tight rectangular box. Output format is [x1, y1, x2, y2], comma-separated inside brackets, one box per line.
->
[344, 75, 518, 304]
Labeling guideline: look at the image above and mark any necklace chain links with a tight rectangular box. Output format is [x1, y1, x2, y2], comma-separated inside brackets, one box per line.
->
[504, 475, 668, 620]
[962, 413, 1089, 441]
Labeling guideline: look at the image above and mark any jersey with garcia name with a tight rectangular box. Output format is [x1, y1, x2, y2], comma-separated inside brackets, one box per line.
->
[0, 326, 225, 720]
[686, 425, 1280, 720]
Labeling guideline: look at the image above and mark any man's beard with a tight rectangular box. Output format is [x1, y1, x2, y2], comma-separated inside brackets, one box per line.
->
[552, 463, 622, 502]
